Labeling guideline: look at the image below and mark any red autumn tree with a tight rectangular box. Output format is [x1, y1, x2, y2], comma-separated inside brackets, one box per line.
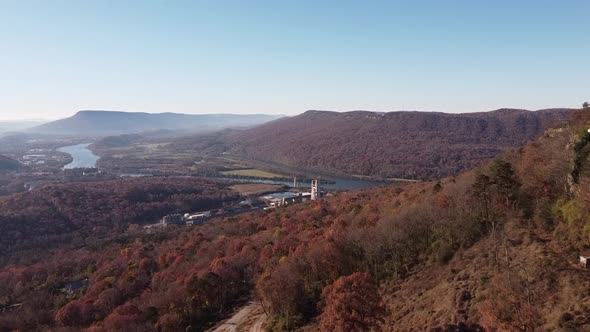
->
[55, 300, 95, 326]
[102, 304, 144, 331]
[319, 272, 386, 332]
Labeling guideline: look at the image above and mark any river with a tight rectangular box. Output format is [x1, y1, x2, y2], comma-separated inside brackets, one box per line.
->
[57, 143, 100, 169]
[212, 176, 389, 191]
[55, 143, 393, 190]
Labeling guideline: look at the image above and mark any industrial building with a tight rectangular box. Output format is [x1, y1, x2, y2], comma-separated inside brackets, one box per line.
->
[161, 211, 213, 227]
[263, 178, 321, 209]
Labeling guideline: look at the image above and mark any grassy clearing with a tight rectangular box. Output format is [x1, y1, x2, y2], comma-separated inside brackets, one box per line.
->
[230, 184, 284, 195]
[221, 168, 284, 178]
[142, 143, 170, 148]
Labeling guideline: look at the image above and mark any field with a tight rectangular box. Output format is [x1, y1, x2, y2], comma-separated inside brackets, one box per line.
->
[230, 183, 284, 195]
[221, 168, 284, 178]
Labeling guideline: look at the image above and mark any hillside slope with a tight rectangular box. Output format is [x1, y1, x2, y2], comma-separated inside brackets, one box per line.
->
[0, 155, 21, 173]
[226, 108, 572, 179]
[31, 110, 283, 136]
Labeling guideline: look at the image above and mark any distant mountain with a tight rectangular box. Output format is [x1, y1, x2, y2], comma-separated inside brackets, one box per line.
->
[0, 120, 46, 134]
[30, 111, 283, 136]
[0, 155, 21, 173]
[224, 108, 573, 179]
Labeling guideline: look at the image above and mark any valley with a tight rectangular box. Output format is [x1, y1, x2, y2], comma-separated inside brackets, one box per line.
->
[0, 108, 588, 332]
[3, 3, 588, 331]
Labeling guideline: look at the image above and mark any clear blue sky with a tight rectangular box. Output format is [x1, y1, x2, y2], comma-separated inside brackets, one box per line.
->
[0, 0, 589, 120]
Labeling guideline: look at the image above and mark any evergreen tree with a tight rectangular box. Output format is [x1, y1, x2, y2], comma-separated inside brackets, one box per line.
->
[472, 173, 493, 226]
[490, 159, 520, 203]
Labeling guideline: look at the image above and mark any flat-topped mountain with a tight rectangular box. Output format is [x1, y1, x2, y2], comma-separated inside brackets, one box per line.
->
[31, 110, 283, 136]
[225, 108, 573, 179]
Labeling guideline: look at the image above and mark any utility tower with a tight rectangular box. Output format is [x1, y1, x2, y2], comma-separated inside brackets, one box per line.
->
[311, 178, 319, 200]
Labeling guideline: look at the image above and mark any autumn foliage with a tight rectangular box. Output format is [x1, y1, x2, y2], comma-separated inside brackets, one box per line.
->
[0, 176, 238, 262]
[320, 272, 385, 332]
[220, 109, 571, 179]
[3, 111, 590, 331]
[55, 300, 95, 326]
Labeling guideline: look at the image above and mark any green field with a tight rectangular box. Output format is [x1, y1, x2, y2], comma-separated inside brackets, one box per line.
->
[230, 183, 284, 195]
[221, 168, 284, 178]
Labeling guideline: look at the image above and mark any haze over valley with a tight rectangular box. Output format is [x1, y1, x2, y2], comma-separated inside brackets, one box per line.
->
[29, 111, 284, 136]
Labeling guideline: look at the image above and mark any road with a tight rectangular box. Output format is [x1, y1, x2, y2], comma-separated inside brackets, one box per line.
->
[210, 302, 267, 332]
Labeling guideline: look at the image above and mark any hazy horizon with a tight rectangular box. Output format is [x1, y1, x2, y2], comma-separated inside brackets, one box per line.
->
[0, 105, 580, 123]
[1, 1, 588, 121]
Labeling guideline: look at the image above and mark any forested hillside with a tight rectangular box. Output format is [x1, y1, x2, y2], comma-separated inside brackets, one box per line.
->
[2, 111, 590, 331]
[0, 155, 21, 173]
[0, 177, 238, 264]
[225, 108, 572, 179]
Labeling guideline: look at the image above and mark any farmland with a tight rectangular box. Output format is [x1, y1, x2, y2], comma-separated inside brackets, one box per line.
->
[221, 168, 284, 178]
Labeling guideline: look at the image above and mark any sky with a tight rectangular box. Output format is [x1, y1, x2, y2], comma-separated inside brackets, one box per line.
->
[0, 0, 589, 121]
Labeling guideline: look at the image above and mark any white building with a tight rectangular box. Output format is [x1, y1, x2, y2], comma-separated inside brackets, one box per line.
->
[311, 179, 319, 200]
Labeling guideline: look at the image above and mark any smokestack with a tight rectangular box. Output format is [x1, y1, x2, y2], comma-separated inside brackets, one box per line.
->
[311, 178, 319, 200]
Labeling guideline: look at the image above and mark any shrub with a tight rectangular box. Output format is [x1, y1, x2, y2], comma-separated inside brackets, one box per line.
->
[558, 312, 574, 328]
[319, 273, 386, 332]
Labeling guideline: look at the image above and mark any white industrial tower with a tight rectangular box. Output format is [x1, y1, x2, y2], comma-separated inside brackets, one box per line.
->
[311, 178, 319, 200]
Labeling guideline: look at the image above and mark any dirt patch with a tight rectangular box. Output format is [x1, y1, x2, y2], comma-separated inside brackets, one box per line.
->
[210, 303, 267, 332]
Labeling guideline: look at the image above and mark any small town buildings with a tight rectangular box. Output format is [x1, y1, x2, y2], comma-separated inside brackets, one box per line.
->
[580, 253, 590, 269]
[22, 154, 46, 160]
[185, 218, 200, 226]
[184, 212, 211, 225]
[64, 167, 100, 177]
[263, 191, 314, 208]
[161, 214, 184, 226]
[160, 211, 214, 227]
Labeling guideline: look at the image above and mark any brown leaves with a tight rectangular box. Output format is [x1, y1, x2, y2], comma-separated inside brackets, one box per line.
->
[320, 272, 386, 332]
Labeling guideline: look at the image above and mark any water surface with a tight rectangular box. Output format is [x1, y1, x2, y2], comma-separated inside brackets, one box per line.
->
[212, 176, 388, 191]
[57, 143, 99, 169]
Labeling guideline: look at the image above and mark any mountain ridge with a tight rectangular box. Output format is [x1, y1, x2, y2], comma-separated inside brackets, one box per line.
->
[222, 108, 574, 179]
[30, 110, 284, 136]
